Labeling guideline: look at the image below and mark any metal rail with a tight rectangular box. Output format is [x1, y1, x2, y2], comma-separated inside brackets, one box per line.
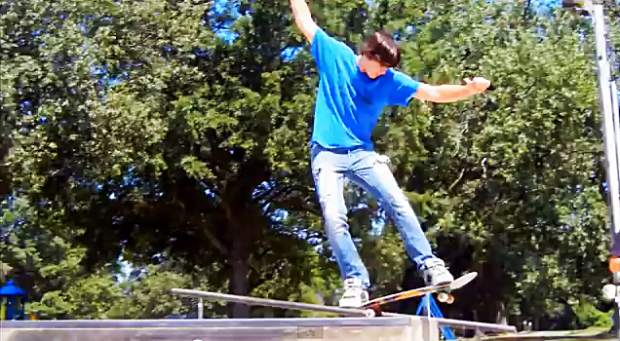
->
[171, 288, 518, 335]
[434, 317, 517, 333]
[171, 288, 375, 317]
[377, 312, 517, 333]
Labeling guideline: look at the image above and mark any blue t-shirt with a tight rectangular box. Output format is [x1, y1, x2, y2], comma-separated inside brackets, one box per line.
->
[310, 28, 421, 150]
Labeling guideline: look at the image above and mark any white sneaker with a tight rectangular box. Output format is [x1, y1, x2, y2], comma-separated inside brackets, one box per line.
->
[420, 257, 454, 287]
[338, 278, 369, 308]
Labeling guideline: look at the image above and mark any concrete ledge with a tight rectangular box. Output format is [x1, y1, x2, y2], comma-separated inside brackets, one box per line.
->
[0, 317, 437, 341]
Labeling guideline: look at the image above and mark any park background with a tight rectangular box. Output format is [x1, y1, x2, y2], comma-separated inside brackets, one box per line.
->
[1, 0, 620, 332]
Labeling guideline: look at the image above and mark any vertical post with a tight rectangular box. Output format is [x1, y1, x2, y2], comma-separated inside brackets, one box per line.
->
[564, 1, 620, 336]
[591, 1, 620, 269]
[591, 2, 620, 339]
[427, 294, 431, 318]
[611, 82, 620, 189]
[474, 328, 482, 341]
[197, 298, 204, 319]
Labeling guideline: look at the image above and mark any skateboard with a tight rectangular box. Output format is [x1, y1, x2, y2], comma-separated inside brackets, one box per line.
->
[361, 272, 478, 311]
[171, 272, 476, 318]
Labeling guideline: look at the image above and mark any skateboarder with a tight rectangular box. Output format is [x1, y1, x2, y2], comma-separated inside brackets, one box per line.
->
[290, 0, 491, 307]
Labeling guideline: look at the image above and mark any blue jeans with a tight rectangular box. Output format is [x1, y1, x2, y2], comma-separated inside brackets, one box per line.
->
[311, 143, 435, 289]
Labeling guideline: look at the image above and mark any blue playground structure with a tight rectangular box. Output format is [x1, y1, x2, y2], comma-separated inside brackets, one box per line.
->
[416, 294, 456, 340]
[0, 279, 26, 320]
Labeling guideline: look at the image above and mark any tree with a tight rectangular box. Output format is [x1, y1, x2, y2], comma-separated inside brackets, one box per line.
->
[1, 0, 614, 327]
[1, 0, 336, 318]
[371, 0, 610, 326]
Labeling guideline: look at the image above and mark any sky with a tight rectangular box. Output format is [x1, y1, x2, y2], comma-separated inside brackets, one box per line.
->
[209, 0, 610, 59]
[210, 0, 564, 42]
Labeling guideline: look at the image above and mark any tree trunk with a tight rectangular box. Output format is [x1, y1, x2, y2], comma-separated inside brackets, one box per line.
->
[223, 198, 256, 318]
[221, 161, 270, 318]
[229, 241, 250, 317]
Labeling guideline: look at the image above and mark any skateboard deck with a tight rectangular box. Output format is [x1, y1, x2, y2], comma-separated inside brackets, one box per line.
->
[361, 272, 477, 309]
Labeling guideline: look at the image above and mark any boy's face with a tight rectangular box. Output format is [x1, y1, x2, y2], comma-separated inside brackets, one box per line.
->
[358, 54, 388, 79]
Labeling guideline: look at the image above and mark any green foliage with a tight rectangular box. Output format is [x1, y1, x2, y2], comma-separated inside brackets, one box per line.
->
[34, 273, 125, 319]
[105, 265, 198, 319]
[574, 297, 613, 329]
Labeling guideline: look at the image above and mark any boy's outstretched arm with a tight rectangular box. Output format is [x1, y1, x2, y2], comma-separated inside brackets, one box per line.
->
[415, 77, 491, 103]
[290, 0, 319, 43]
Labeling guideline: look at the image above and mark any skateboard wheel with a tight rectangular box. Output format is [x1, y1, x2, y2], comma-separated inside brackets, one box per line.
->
[437, 292, 449, 302]
[446, 294, 455, 304]
[364, 309, 376, 318]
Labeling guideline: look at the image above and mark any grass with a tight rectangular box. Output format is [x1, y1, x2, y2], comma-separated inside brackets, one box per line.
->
[477, 327, 617, 341]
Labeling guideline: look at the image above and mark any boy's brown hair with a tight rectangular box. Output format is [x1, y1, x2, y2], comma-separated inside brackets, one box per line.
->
[360, 30, 401, 68]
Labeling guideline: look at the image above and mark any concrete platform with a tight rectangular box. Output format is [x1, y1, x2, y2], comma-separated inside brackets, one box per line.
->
[0, 316, 440, 341]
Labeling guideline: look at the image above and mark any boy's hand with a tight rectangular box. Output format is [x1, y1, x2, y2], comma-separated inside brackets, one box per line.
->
[464, 77, 491, 94]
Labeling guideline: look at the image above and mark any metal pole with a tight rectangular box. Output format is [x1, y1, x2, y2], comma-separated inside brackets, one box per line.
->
[591, 1, 620, 263]
[611, 63, 620, 341]
[566, 0, 620, 334]
[611, 81, 620, 193]
[590, 2, 620, 339]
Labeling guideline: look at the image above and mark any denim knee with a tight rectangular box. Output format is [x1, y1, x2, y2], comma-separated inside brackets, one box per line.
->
[318, 194, 348, 234]
[384, 186, 411, 214]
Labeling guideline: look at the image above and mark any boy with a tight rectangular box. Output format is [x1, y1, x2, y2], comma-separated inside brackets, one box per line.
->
[290, 0, 491, 307]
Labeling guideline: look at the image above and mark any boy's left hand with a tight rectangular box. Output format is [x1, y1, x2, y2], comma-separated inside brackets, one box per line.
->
[464, 77, 491, 94]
